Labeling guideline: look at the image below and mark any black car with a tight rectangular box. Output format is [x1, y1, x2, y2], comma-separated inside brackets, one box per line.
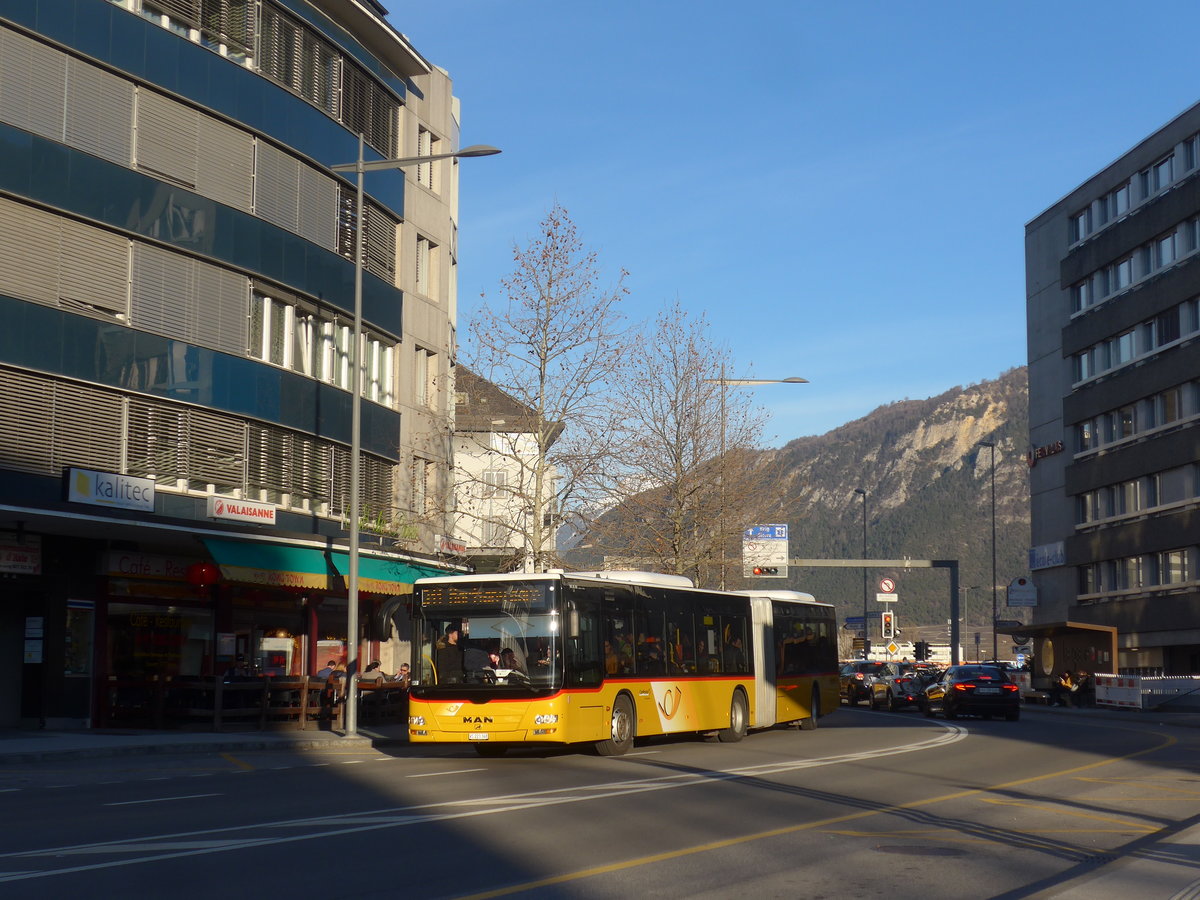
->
[923, 664, 1020, 721]
[839, 661, 892, 706]
[869, 662, 939, 711]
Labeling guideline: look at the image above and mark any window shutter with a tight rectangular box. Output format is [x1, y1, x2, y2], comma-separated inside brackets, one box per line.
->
[296, 164, 338, 251]
[186, 407, 245, 486]
[127, 397, 187, 482]
[255, 140, 299, 233]
[196, 114, 254, 211]
[0, 198, 59, 307]
[51, 381, 124, 474]
[65, 57, 134, 166]
[136, 89, 199, 186]
[0, 368, 55, 475]
[191, 262, 248, 356]
[58, 218, 130, 320]
[0, 26, 66, 142]
[131, 243, 194, 339]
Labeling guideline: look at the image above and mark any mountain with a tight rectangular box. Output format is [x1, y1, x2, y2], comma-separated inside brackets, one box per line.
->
[568, 366, 1031, 641]
[775, 366, 1030, 638]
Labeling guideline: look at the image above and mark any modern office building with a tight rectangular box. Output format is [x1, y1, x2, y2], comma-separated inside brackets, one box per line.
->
[1026, 102, 1200, 676]
[0, 0, 471, 727]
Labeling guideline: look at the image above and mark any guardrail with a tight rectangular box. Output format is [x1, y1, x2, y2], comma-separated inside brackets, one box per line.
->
[103, 676, 409, 731]
[1095, 674, 1200, 710]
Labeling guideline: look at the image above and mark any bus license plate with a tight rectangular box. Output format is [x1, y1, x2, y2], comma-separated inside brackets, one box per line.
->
[468, 732, 489, 740]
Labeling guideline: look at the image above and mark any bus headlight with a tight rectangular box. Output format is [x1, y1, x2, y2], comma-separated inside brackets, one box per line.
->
[533, 714, 558, 725]
[408, 715, 426, 726]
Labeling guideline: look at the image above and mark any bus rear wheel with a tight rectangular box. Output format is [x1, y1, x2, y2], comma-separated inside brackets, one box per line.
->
[596, 694, 635, 756]
[718, 690, 748, 742]
[799, 686, 820, 730]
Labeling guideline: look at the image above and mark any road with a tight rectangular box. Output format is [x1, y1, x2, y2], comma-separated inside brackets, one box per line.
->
[1, 708, 1198, 899]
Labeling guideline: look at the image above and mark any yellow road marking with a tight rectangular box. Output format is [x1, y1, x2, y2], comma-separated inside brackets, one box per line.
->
[978, 797, 1155, 830]
[219, 753, 254, 771]
[456, 729, 1178, 900]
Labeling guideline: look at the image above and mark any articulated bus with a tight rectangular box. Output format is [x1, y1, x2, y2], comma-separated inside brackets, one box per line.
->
[406, 570, 839, 756]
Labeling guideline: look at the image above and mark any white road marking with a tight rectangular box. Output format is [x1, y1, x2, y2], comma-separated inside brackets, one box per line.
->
[406, 767, 486, 778]
[0, 727, 967, 883]
[104, 793, 222, 807]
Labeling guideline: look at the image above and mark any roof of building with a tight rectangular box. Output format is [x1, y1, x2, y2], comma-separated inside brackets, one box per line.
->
[454, 366, 564, 444]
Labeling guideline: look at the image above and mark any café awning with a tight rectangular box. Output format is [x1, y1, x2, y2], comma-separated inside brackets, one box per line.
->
[202, 538, 451, 596]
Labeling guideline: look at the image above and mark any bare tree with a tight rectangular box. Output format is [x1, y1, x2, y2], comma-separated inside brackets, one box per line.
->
[588, 300, 789, 587]
[461, 204, 629, 572]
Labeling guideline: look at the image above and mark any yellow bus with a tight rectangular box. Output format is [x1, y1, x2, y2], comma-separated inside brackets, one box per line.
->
[406, 570, 839, 756]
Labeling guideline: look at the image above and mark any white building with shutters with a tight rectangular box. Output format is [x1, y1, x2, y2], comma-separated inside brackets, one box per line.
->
[0, 0, 471, 728]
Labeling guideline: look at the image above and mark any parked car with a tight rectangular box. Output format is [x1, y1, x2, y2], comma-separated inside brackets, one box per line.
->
[870, 661, 940, 711]
[839, 661, 893, 706]
[923, 664, 1021, 721]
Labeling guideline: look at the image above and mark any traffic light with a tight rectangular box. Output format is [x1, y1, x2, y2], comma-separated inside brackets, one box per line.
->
[881, 610, 895, 639]
[914, 640, 929, 661]
[752, 566, 779, 576]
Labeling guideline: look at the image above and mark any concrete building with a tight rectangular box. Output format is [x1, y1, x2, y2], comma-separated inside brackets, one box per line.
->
[0, 0, 471, 727]
[450, 367, 560, 573]
[1026, 102, 1200, 677]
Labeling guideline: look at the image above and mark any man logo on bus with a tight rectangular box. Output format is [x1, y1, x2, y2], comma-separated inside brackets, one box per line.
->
[463, 716, 494, 724]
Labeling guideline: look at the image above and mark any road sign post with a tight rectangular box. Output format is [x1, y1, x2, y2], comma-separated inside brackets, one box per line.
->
[743, 524, 789, 578]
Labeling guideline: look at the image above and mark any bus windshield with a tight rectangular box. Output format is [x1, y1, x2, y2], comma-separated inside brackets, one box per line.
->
[414, 580, 562, 691]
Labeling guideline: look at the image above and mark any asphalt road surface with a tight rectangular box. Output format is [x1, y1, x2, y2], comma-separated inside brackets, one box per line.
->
[2, 708, 1198, 899]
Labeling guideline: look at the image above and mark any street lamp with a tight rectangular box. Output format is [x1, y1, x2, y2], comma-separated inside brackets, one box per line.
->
[330, 138, 500, 735]
[705, 366, 808, 589]
[853, 488, 868, 658]
[977, 440, 998, 660]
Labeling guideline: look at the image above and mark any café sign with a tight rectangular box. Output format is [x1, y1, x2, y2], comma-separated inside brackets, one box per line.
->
[0, 532, 41, 575]
[66, 467, 154, 512]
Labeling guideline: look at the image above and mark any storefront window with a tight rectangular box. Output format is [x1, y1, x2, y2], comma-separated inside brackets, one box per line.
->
[107, 602, 213, 677]
[64, 601, 94, 676]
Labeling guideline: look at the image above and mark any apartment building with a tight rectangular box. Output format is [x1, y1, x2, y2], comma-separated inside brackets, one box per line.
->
[1026, 102, 1200, 676]
[0, 0, 470, 727]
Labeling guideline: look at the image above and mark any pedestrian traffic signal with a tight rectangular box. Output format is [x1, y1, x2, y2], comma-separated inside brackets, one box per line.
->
[881, 610, 895, 639]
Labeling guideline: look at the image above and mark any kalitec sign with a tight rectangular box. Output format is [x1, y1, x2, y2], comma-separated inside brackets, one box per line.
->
[1026, 440, 1065, 468]
[207, 496, 277, 525]
[66, 468, 155, 512]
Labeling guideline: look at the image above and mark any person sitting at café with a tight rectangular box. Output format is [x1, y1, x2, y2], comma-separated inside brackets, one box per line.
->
[360, 659, 386, 682]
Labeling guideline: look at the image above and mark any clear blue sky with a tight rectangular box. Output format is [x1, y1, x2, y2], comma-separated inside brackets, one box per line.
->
[388, 1, 1200, 443]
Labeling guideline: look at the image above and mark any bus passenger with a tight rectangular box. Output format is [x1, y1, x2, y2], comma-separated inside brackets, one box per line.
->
[603, 640, 620, 675]
[435, 624, 464, 683]
[723, 636, 746, 673]
[500, 647, 524, 672]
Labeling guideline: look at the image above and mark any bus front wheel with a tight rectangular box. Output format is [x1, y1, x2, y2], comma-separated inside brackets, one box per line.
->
[799, 687, 820, 730]
[718, 690, 748, 742]
[596, 694, 635, 756]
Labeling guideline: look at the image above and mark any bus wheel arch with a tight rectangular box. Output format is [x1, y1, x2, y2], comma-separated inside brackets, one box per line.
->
[596, 692, 636, 756]
[717, 688, 749, 743]
[799, 685, 820, 730]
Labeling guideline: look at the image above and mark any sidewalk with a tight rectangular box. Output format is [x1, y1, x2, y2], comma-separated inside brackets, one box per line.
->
[0, 721, 411, 764]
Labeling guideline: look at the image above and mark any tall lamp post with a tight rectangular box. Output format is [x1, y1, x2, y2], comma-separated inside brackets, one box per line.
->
[704, 367, 808, 589]
[331, 139, 500, 735]
[853, 488, 868, 658]
[977, 440, 998, 661]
